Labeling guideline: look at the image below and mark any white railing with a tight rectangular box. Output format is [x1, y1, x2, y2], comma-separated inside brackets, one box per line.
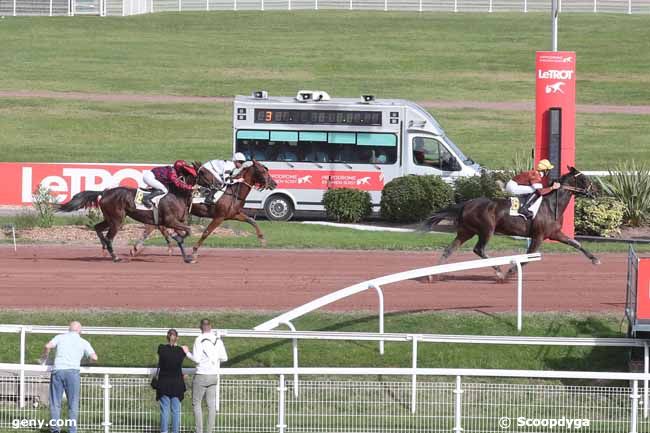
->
[256, 253, 541, 336]
[1, 0, 648, 16]
[2, 323, 650, 415]
[1, 364, 650, 432]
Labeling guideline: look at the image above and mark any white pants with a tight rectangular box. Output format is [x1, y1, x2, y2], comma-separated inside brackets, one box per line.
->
[505, 180, 536, 196]
[142, 170, 168, 193]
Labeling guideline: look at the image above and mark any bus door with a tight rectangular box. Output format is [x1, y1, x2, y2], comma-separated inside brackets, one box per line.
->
[405, 134, 463, 181]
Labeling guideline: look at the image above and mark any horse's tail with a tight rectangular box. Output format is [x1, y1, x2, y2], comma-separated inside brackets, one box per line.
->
[57, 191, 102, 212]
[424, 203, 464, 229]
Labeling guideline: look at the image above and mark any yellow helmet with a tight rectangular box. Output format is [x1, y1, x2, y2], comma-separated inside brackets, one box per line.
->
[537, 159, 554, 171]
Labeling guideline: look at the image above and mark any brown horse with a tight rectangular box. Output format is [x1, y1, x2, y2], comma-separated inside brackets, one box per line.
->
[425, 166, 599, 280]
[131, 160, 277, 257]
[57, 173, 197, 263]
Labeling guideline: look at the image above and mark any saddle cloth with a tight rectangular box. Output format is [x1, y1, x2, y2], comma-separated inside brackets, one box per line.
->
[134, 188, 165, 211]
[192, 189, 225, 205]
[509, 195, 543, 219]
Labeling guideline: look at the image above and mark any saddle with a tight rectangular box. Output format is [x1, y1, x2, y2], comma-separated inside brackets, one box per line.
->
[193, 186, 226, 205]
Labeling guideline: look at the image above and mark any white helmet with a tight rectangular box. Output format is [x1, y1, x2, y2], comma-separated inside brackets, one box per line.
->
[233, 152, 246, 162]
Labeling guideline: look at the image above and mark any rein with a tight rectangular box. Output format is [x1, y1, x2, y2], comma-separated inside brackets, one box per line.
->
[560, 184, 590, 194]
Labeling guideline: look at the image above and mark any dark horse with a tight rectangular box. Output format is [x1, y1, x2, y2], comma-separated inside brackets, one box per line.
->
[131, 159, 277, 257]
[426, 166, 599, 281]
[57, 171, 197, 263]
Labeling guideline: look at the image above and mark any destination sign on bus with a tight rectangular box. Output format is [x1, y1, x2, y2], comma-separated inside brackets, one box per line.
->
[254, 109, 382, 126]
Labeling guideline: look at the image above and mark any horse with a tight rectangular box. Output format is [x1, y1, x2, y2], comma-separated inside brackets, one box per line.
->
[425, 166, 599, 281]
[131, 159, 277, 258]
[57, 171, 198, 263]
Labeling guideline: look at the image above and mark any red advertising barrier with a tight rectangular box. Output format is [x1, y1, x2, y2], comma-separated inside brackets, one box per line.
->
[535, 51, 576, 236]
[0, 163, 386, 206]
[636, 258, 650, 320]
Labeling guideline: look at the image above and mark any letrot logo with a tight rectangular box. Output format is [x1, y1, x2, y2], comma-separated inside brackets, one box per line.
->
[297, 175, 312, 184]
[537, 69, 574, 80]
[545, 81, 566, 94]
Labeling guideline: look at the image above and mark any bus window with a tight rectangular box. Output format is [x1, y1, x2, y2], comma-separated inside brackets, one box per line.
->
[413, 137, 460, 171]
[236, 129, 397, 165]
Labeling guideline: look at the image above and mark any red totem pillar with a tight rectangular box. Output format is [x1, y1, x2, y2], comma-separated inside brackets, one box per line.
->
[535, 51, 576, 236]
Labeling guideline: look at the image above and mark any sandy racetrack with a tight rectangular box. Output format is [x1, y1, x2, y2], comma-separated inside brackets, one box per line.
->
[0, 245, 628, 313]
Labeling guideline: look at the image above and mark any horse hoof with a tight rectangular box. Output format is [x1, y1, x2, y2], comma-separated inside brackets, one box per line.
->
[592, 258, 601, 265]
[184, 258, 197, 264]
[259, 238, 267, 247]
[113, 257, 122, 263]
[167, 248, 173, 256]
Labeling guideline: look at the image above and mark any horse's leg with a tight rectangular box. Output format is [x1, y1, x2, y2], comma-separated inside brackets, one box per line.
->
[426, 228, 474, 283]
[232, 212, 266, 246]
[93, 220, 110, 256]
[504, 234, 544, 279]
[159, 227, 174, 256]
[192, 217, 225, 258]
[472, 229, 505, 281]
[166, 221, 194, 264]
[130, 224, 157, 257]
[549, 230, 601, 265]
[104, 220, 122, 263]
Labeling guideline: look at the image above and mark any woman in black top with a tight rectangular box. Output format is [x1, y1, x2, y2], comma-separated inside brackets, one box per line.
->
[156, 329, 186, 433]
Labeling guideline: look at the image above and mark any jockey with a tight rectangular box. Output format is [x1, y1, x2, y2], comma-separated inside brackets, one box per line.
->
[203, 153, 247, 205]
[505, 159, 561, 218]
[141, 160, 197, 208]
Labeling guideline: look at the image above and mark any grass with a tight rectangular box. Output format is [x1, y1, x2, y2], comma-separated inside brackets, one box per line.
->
[0, 13, 649, 105]
[2, 215, 649, 252]
[0, 310, 631, 376]
[2, 99, 650, 169]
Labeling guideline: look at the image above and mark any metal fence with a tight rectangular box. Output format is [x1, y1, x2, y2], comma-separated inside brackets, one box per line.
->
[1, 365, 650, 433]
[0, 0, 648, 16]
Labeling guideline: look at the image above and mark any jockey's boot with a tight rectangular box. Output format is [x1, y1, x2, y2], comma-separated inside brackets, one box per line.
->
[143, 189, 164, 208]
[519, 193, 537, 219]
[204, 190, 216, 205]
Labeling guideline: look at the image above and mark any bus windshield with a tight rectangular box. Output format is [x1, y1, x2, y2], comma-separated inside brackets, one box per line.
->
[235, 129, 398, 165]
[443, 135, 473, 165]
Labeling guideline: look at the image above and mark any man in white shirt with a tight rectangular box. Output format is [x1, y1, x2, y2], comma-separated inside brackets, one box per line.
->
[202, 153, 247, 205]
[40, 321, 98, 433]
[183, 319, 228, 433]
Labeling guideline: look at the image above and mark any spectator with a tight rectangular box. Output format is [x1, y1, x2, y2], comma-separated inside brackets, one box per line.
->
[183, 319, 228, 433]
[40, 321, 97, 433]
[156, 329, 186, 433]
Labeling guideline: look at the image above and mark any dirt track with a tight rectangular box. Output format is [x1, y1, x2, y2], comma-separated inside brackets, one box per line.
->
[0, 245, 628, 313]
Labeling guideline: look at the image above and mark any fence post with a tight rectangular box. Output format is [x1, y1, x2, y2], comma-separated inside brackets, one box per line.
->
[287, 0, 290, 10]
[418, 0, 422, 12]
[277, 375, 287, 433]
[411, 335, 418, 413]
[370, 284, 384, 355]
[523, 0, 526, 12]
[49, 0, 53, 16]
[206, 0, 209, 11]
[349, 0, 352, 10]
[593, 0, 596, 12]
[514, 259, 523, 332]
[453, 376, 463, 433]
[261, 0, 264, 10]
[383, 0, 387, 11]
[643, 341, 650, 418]
[627, 0, 631, 13]
[453, 0, 457, 12]
[314, 0, 317, 10]
[488, 0, 492, 12]
[101, 374, 112, 433]
[631, 380, 639, 433]
[281, 321, 299, 398]
[19, 326, 26, 408]
[13, 0, 16, 16]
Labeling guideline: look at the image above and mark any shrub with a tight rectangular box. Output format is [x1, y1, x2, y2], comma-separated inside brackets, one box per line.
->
[575, 197, 625, 237]
[380, 175, 453, 223]
[31, 184, 57, 228]
[454, 170, 509, 203]
[597, 161, 650, 227]
[12, 212, 39, 230]
[323, 188, 372, 223]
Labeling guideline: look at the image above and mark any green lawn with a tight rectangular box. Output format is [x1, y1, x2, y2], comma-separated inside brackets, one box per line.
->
[1, 99, 649, 169]
[1, 13, 649, 104]
[0, 310, 630, 376]
[2, 216, 650, 253]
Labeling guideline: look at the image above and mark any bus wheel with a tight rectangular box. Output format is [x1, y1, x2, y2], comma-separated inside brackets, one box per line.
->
[264, 195, 294, 221]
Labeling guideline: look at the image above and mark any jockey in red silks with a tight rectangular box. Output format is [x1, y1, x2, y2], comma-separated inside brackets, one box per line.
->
[141, 160, 197, 207]
[505, 159, 560, 218]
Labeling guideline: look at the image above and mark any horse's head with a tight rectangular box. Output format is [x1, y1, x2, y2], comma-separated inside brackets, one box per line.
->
[559, 166, 596, 198]
[234, 160, 277, 190]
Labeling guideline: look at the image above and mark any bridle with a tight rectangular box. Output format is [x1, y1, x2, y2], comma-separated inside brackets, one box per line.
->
[558, 172, 595, 197]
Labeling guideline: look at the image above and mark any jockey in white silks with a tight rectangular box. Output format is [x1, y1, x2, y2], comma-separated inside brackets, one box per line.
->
[200, 153, 247, 205]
